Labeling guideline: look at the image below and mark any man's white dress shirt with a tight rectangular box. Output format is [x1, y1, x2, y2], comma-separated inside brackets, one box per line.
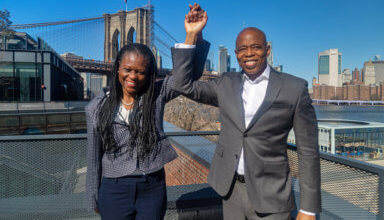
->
[236, 65, 270, 175]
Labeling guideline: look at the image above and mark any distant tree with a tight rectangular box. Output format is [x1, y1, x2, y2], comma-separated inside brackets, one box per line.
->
[0, 9, 15, 49]
[0, 9, 14, 33]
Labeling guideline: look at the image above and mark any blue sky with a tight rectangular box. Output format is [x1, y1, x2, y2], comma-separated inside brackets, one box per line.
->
[2, 0, 384, 86]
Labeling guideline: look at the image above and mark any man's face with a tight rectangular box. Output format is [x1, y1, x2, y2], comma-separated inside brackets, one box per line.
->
[235, 29, 270, 76]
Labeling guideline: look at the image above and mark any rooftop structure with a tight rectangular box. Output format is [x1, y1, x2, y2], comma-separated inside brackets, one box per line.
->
[0, 32, 84, 102]
[288, 119, 384, 160]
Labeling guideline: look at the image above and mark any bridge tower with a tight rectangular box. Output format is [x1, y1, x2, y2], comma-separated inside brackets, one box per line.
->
[103, 7, 153, 62]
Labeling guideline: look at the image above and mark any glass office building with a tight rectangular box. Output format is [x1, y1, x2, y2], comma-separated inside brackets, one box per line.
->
[0, 32, 84, 102]
[318, 49, 342, 87]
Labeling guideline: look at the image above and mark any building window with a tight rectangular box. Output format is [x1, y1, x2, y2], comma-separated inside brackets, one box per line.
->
[319, 55, 329, 74]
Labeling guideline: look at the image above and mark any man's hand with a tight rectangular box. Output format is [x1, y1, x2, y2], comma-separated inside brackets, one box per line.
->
[296, 212, 316, 220]
[184, 3, 207, 45]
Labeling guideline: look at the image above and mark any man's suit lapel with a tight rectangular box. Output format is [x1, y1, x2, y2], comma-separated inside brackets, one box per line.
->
[229, 73, 246, 132]
[245, 68, 282, 132]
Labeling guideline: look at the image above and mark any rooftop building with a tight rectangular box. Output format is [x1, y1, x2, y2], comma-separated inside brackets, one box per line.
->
[0, 32, 84, 102]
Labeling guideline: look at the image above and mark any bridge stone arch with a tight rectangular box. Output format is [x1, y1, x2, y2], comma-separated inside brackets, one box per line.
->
[127, 27, 136, 44]
[103, 7, 152, 62]
[111, 29, 120, 60]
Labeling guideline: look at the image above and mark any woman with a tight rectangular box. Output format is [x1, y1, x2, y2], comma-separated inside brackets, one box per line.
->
[85, 6, 208, 219]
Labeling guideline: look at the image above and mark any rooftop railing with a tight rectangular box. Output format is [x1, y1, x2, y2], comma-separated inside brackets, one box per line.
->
[0, 128, 383, 219]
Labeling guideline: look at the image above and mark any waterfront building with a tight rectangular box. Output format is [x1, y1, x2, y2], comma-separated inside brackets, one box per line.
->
[227, 54, 231, 72]
[373, 60, 384, 84]
[204, 58, 211, 71]
[362, 60, 376, 85]
[342, 68, 352, 84]
[61, 52, 83, 60]
[312, 77, 318, 86]
[312, 83, 384, 101]
[273, 64, 283, 72]
[352, 68, 361, 83]
[0, 32, 84, 102]
[361, 59, 384, 86]
[318, 48, 342, 87]
[218, 46, 229, 74]
[288, 119, 384, 160]
[80, 72, 107, 99]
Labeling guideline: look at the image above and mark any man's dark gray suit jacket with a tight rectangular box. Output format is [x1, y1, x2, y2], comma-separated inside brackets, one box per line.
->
[171, 47, 321, 213]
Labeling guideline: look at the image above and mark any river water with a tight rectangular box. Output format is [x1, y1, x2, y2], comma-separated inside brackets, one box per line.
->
[314, 105, 384, 123]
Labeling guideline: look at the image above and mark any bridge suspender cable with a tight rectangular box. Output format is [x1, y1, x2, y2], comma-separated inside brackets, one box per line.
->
[10, 17, 104, 29]
[153, 21, 178, 43]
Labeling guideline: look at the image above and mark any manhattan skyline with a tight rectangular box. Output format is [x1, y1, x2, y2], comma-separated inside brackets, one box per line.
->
[2, 0, 384, 85]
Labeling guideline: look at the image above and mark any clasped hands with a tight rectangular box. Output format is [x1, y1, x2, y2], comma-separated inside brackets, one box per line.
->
[184, 3, 207, 45]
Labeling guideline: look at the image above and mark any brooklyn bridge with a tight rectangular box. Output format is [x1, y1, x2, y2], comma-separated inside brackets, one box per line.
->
[10, 6, 172, 76]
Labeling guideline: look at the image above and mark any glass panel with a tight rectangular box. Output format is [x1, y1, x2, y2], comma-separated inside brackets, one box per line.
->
[35, 64, 42, 101]
[14, 62, 37, 102]
[0, 62, 15, 101]
[6, 34, 26, 50]
[0, 35, 5, 50]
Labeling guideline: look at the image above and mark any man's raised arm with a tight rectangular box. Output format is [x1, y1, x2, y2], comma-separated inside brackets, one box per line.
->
[171, 3, 219, 106]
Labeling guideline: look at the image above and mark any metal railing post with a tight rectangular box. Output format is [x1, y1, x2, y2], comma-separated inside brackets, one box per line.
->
[378, 170, 384, 220]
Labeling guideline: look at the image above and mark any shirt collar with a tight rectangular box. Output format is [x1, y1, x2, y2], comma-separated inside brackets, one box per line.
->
[242, 65, 270, 84]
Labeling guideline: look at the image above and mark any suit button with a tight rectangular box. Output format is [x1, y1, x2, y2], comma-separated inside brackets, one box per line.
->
[235, 154, 238, 159]
[243, 133, 248, 137]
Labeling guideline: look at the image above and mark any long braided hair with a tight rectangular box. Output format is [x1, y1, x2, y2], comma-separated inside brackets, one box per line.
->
[97, 43, 158, 159]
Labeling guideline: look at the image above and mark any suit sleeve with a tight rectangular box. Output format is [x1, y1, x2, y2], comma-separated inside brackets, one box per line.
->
[293, 81, 321, 213]
[162, 40, 212, 102]
[85, 105, 103, 212]
[170, 42, 220, 107]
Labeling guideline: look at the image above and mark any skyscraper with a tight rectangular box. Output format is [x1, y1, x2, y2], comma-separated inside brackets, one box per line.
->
[267, 41, 273, 66]
[362, 60, 375, 85]
[204, 59, 211, 71]
[352, 68, 360, 82]
[341, 68, 352, 84]
[318, 49, 342, 87]
[362, 59, 384, 85]
[218, 46, 229, 74]
[227, 54, 231, 72]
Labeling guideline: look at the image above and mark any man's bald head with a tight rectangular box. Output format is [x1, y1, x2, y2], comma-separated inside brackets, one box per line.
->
[236, 27, 267, 48]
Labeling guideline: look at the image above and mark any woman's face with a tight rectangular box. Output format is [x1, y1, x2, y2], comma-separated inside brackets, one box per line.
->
[118, 52, 148, 98]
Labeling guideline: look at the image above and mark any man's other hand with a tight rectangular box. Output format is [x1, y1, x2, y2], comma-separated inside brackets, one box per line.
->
[296, 212, 316, 220]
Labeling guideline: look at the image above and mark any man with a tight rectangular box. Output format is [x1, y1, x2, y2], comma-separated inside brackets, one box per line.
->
[173, 4, 321, 220]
